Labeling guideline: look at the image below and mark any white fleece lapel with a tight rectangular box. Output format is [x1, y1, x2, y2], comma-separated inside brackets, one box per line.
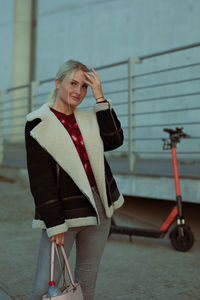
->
[27, 103, 97, 210]
[74, 109, 108, 208]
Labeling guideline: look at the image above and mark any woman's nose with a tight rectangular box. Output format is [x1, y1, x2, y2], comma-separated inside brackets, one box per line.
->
[74, 85, 81, 94]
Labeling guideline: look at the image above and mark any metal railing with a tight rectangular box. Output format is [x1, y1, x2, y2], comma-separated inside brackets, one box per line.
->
[1, 42, 200, 172]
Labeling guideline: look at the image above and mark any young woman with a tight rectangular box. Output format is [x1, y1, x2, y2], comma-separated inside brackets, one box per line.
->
[25, 60, 124, 300]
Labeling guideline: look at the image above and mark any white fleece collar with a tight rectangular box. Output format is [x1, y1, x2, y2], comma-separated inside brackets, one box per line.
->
[26, 102, 108, 212]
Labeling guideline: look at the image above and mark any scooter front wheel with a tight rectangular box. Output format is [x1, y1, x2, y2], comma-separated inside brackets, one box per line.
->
[169, 225, 194, 251]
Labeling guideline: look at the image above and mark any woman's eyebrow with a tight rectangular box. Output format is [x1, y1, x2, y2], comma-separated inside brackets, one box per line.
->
[72, 79, 87, 85]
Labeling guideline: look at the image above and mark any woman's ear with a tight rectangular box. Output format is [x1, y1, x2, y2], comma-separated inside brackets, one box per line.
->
[55, 79, 61, 89]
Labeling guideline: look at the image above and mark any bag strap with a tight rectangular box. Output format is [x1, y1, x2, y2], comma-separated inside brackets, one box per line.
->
[50, 242, 76, 287]
[60, 245, 76, 286]
[54, 244, 68, 289]
[50, 242, 55, 282]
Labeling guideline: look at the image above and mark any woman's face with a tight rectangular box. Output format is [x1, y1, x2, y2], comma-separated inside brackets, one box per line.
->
[56, 70, 88, 109]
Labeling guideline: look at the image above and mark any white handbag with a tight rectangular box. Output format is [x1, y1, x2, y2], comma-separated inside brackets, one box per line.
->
[42, 242, 84, 300]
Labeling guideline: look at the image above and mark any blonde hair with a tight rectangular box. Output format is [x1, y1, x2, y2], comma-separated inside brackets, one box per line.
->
[48, 60, 90, 103]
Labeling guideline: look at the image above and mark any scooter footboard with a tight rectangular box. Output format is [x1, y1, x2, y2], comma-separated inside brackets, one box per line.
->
[110, 224, 165, 238]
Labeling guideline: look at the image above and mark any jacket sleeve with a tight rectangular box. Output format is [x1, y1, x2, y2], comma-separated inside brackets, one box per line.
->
[94, 101, 124, 151]
[25, 119, 68, 237]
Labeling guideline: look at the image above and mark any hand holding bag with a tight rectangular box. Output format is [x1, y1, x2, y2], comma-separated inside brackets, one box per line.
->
[42, 242, 84, 300]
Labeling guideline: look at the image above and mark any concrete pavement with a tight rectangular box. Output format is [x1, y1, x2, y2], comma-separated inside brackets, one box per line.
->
[0, 178, 200, 300]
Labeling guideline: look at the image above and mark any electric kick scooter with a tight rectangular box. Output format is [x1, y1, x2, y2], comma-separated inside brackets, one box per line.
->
[110, 127, 195, 251]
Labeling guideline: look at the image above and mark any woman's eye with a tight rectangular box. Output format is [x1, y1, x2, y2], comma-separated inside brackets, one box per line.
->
[71, 81, 76, 86]
[83, 84, 88, 89]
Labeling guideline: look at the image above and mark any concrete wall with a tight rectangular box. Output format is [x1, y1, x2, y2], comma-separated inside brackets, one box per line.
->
[1, 0, 200, 94]
[0, 0, 14, 90]
[1, 0, 200, 89]
[35, 0, 200, 80]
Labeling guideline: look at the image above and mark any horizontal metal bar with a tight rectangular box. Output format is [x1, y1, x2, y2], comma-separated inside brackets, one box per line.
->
[101, 76, 128, 85]
[133, 136, 200, 141]
[34, 92, 49, 98]
[3, 125, 24, 136]
[39, 78, 54, 84]
[133, 106, 200, 116]
[0, 146, 25, 152]
[114, 101, 128, 106]
[3, 126, 23, 136]
[139, 42, 200, 60]
[92, 101, 127, 109]
[40, 76, 128, 87]
[38, 60, 128, 85]
[134, 76, 200, 91]
[134, 151, 200, 154]
[0, 114, 27, 124]
[118, 113, 129, 117]
[0, 105, 28, 115]
[94, 60, 128, 71]
[80, 90, 126, 100]
[81, 101, 129, 110]
[104, 89, 128, 96]
[121, 135, 200, 142]
[134, 62, 200, 78]
[0, 107, 11, 114]
[134, 91, 200, 103]
[133, 137, 167, 141]
[0, 95, 29, 107]
[2, 133, 23, 138]
[86, 89, 128, 98]
[133, 121, 200, 129]
[6, 83, 30, 93]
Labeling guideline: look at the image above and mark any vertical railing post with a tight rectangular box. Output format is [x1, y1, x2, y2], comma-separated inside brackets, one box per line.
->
[128, 57, 141, 172]
[29, 81, 39, 113]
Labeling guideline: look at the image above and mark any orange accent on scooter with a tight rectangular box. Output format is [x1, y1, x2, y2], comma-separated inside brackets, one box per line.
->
[171, 148, 181, 196]
[160, 206, 178, 231]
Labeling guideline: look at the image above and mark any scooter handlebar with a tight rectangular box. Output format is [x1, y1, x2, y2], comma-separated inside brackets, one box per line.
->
[163, 127, 191, 139]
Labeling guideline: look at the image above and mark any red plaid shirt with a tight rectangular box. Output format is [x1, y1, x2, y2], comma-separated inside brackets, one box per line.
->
[50, 107, 97, 187]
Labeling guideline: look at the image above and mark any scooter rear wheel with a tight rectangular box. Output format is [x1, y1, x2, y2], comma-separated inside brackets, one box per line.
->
[169, 225, 194, 251]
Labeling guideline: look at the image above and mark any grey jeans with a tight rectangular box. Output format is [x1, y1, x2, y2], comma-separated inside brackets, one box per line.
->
[29, 187, 111, 300]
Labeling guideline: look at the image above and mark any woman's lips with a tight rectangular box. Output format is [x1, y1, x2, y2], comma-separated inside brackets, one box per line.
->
[71, 96, 80, 101]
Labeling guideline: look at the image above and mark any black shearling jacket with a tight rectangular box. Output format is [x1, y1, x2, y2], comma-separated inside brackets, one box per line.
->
[25, 101, 124, 237]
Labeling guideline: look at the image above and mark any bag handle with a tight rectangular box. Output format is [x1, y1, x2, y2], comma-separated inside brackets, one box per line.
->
[50, 242, 76, 287]
[50, 242, 55, 283]
[60, 245, 76, 286]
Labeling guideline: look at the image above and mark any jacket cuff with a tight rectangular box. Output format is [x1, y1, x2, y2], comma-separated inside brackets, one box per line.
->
[46, 222, 68, 238]
[94, 100, 113, 112]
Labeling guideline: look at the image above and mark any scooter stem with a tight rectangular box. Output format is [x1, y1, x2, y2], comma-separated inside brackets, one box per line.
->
[171, 147, 183, 217]
[171, 147, 181, 196]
